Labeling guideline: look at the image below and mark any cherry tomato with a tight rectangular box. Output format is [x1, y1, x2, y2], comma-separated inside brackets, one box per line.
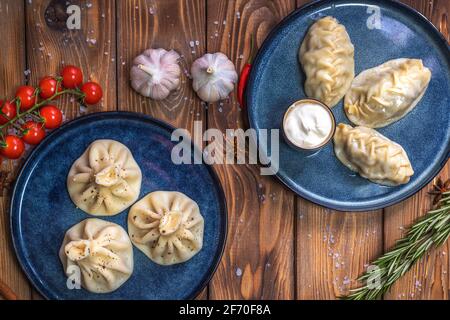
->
[40, 105, 62, 129]
[0, 100, 17, 125]
[39, 76, 61, 99]
[81, 82, 103, 104]
[61, 65, 83, 89]
[0, 135, 25, 159]
[15, 86, 36, 111]
[21, 121, 46, 145]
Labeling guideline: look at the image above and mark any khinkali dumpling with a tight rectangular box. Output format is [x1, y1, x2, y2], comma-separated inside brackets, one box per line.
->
[344, 58, 431, 128]
[333, 123, 414, 186]
[128, 191, 204, 265]
[299, 16, 355, 107]
[59, 218, 134, 293]
[67, 140, 142, 216]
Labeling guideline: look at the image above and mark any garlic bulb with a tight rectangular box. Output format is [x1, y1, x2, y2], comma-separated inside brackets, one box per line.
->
[130, 48, 181, 100]
[191, 52, 238, 103]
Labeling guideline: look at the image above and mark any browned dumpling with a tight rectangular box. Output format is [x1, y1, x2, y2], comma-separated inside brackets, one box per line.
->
[299, 16, 355, 107]
[333, 123, 414, 186]
[345, 58, 431, 128]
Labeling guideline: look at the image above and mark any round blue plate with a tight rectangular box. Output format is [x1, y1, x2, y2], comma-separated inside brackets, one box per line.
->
[10, 112, 227, 300]
[247, 0, 450, 211]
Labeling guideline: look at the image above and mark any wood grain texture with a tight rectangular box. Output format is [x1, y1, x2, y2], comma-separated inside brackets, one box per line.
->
[24, 0, 117, 299]
[206, 0, 296, 300]
[383, 0, 450, 300]
[295, 0, 383, 299]
[115, 0, 208, 299]
[116, 0, 206, 134]
[296, 205, 383, 299]
[0, 0, 448, 301]
[0, 0, 31, 300]
[26, 0, 116, 116]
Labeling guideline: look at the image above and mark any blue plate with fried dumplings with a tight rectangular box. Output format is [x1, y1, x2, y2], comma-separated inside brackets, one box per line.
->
[246, 0, 450, 211]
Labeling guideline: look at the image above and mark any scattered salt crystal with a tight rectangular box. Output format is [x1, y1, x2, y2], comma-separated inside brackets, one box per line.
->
[189, 41, 195, 48]
[149, 7, 155, 15]
[195, 40, 200, 46]
[236, 11, 241, 19]
[23, 69, 31, 76]
[235, 267, 242, 277]
[79, 105, 88, 114]
[86, 38, 97, 45]
[86, 2, 92, 8]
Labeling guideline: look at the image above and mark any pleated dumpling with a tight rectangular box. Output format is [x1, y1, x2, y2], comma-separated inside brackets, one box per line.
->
[67, 140, 142, 216]
[344, 58, 431, 128]
[333, 123, 414, 186]
[59, 218, 134, 293]
[128, 191, 204, 265]
[299, 16, 355, 107]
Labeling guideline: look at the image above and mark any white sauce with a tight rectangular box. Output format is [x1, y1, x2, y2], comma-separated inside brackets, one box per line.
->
[283, 101, 333, 149]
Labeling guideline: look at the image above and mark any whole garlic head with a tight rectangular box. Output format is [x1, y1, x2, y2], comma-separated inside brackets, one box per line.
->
[131, 48, 181, 100]
[191, 52, 238, 103]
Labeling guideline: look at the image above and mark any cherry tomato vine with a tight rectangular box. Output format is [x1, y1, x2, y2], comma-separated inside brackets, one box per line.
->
[0, 65, 103, 160]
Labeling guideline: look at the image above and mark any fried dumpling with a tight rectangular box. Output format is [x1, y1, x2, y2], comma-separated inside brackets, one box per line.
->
[344, 58, 431, 128]
[59, 218, 134, 293]
[299, 16, 355, 108]
[128, 191, 204, 266]
[67, 140, 142, 216]
[333, 123, 414, 186]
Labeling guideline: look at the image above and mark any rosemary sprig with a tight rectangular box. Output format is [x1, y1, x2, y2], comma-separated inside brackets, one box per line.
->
[342, 180, 450, 300]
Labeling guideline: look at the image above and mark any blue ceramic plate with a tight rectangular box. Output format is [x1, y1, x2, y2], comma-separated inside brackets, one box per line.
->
[10, 112, 227, 300]
[247, 0, 450, 211]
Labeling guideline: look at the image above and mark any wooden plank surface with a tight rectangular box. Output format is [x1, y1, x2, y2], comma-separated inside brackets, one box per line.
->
[115, 0, 208, 299]
[383, 0, 450, 300]
[0, 1, 30, 300]
[206, 0, 296, 300]
[116, 0, 206, 133]
[0, 0, 448, 301]
[24, 0, 117, 299]
[294, 0, 383, 299]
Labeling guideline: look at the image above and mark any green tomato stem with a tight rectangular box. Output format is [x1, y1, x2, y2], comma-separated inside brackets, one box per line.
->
[0, 89, 83, 132]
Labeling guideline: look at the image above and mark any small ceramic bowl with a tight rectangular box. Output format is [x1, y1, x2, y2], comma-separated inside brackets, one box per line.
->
[281, 98, 336, 152]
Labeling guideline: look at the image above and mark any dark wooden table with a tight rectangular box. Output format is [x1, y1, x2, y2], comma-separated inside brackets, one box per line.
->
[0, 0, 448, 300]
